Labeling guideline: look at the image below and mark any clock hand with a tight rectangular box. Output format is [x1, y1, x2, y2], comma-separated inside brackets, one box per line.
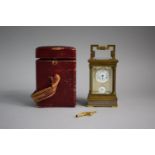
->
[101, 74, 104, 80]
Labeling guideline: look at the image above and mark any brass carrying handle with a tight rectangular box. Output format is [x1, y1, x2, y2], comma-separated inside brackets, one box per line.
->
[31, 74, 61, 103]
[90, 44, 116, 59]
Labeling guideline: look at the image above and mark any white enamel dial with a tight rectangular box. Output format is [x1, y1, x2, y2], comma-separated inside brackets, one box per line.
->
[98, 86, 106, 93]
[96, 70, 109, 83]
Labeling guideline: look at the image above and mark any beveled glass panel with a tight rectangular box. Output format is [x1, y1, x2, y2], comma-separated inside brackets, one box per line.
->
[91, 66, 113, 94]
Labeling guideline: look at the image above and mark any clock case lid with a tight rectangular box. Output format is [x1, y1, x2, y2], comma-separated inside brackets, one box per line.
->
[36, 46, 76, 60]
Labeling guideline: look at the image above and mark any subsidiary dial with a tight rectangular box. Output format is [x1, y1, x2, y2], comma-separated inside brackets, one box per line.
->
[98, 87, 106, 94]
[96, 69, 109, 83]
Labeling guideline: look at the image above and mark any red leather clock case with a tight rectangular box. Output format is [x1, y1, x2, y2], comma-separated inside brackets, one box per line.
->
[35, 46, 76, 107]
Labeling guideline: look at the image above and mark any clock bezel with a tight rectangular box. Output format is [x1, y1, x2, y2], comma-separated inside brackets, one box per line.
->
[89, 63, 116, 96]
[92, 66, 113, 94]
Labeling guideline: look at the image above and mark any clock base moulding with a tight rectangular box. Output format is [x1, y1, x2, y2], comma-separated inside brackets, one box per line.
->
[87, 94, 117, 107]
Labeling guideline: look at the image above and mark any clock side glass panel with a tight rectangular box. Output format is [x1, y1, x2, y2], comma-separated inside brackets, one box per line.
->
[91, 66, 113, 94]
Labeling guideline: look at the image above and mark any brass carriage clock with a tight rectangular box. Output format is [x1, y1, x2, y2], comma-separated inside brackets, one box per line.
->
[87, 44, 118, 107]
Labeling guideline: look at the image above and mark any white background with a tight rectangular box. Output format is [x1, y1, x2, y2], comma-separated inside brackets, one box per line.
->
[0, 0, 155, 155]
